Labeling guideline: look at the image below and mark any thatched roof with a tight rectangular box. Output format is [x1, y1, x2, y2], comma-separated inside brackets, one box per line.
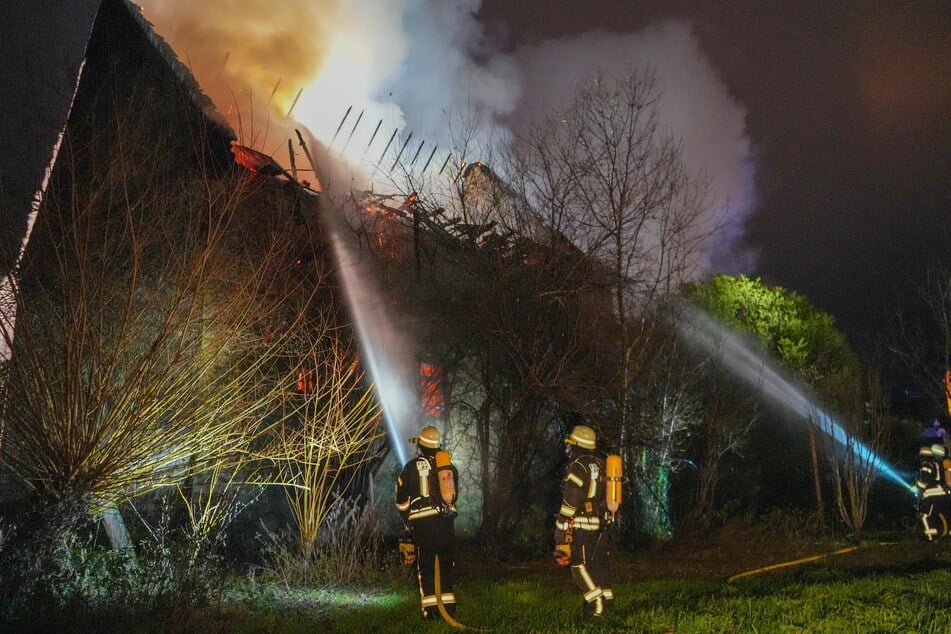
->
[0, 0, 237, 271]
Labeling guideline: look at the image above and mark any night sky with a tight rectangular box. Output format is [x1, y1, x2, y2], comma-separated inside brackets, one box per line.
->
[478, 0, 950, 351]
[2, 1, 948, 357]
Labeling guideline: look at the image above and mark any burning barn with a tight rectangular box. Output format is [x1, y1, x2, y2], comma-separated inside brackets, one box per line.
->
[0, 0, 622, 549]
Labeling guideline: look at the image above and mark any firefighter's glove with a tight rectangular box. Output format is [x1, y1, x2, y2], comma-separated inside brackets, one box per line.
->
[398, 538, 417, 566]
[553, 544, 571, 567]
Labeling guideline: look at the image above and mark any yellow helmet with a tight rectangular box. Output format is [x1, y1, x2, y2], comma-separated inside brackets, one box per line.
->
[411, 425, 441, 449]
[565, 424, 596, 450]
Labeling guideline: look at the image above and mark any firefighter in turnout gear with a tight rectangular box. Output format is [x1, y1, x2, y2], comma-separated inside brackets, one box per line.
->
[395, 425, 459, 620]
[917, 442, 951, 541]
[554, 424, 617, 618]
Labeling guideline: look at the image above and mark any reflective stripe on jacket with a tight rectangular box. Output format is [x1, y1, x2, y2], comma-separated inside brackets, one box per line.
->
[555, 452, 604, 540]
[395, 454, 458, 523]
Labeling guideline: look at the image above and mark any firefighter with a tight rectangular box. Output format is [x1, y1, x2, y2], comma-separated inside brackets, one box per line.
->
[553, 424, 615, 618]
[395, 425, 459, 620]
[917, 442, 951, 541]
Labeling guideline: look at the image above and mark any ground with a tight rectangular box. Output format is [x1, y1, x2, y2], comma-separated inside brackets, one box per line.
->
[214, 522, 951, 633]
[10, 519, 950, 632]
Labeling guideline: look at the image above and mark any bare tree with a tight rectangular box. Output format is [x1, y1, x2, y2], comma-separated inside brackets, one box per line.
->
[623, 333, 706, 539]
[174, 452, 264, 568]
[268, 326, 383, 559]
[507, 70, 718, 539]
[0, 117, 323, 546]
[514, 69, 714, 424]
[891, 267, 951, 418]
[689, 369, 758, 531]
[822, 372, 892, 538]
[442, 240, 614, 540]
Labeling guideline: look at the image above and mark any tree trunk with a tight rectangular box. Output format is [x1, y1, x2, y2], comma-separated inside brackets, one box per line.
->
[807, 418, 825, 525]
[101, 503, 133, 553]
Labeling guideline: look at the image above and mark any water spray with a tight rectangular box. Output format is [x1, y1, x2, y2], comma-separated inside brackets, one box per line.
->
[322, 211, 416, 465]
[676, 303, 915, 495]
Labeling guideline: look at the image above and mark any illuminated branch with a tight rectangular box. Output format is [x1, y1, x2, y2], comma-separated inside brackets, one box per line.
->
[0, 113, 327, 519]
[266, 328, 383, 558]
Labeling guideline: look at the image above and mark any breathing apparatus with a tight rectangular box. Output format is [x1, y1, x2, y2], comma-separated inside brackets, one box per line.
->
[605, 452, 622, 520]
[435, 449, 457, 512]
[564, 425, 623, 521]
[409, 426, 458, 516]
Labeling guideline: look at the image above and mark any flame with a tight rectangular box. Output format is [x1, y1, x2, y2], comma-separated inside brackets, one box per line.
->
[945, 369, 951, 417]
[420, 362, 444, 418]
[137, 0, 407, 173]
[231, 142, 284, 175]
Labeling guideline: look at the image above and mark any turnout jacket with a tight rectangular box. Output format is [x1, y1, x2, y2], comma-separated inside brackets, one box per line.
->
[555, 450, 605, 544]
[395, 452, 459, 523]
[917, 444, 951, 501]
[917, 444, 951, 541]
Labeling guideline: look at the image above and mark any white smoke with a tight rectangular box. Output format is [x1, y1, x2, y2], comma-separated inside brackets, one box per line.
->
[380, 0, 520, 143]
[511, 23, 756, 273]
[135, 1, 754, 271]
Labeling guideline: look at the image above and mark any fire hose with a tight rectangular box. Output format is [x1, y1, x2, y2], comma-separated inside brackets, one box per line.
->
[434, 554, 489, 631]
[727, 541, 895, 583]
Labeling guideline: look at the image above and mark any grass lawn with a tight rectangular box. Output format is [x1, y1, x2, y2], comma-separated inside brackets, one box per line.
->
[198, 530, 951, 633]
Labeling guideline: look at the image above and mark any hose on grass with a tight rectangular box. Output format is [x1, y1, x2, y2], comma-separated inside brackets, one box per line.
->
[434, 553, 490, 631]
[727, 542, 895, 583]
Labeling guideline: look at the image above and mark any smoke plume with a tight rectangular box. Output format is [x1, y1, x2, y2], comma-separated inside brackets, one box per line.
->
[512, 23, 755, 273]
[135, 1, 753, 272]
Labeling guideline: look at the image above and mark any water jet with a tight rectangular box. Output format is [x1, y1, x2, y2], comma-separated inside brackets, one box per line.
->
[323, 205, 416, 465]
[676, 303, 915, 494]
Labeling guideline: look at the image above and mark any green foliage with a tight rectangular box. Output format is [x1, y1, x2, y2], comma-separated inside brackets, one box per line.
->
[201, 543, 951, 633]
[685, 274, 860, 401]
[683, 274, 883, 535]
[638, 461, 673, 539]
[0, 495, 228, 630]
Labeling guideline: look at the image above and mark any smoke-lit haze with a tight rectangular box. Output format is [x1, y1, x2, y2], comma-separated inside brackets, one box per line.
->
[136, 0, 753, 271]
[512, 23, 754, 272]
[136, 0, 518, 173]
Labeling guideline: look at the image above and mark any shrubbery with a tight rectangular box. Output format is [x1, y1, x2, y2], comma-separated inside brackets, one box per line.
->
[256, 493, 393, 589]
[0, 492, 230, 630]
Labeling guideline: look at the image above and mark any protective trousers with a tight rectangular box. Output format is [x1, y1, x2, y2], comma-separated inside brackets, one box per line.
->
[920, 496, 950, 540]
[413, 516, 456, 617]
[569, 528, 614, 617]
